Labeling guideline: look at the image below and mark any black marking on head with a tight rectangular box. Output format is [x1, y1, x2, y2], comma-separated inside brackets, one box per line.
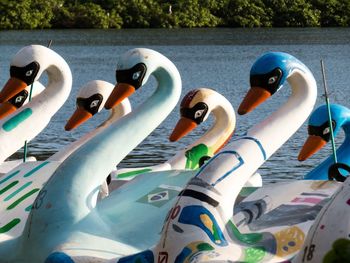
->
[76, 93, 103, 115]
[308, 120, 336, 142]
[116, 63, 147, 90]
[250, 68, 283, 95]
[180, 102, 208, 124]
[8, 89, 29, 108]
[10, 61, 40, 85]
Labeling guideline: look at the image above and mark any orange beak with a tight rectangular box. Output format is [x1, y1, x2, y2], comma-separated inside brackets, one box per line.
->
[169, 117, 197, 142]
[0, 101, 17, 120]
[65, 106, 93, 131]
[238, 87, 271, 115]
[0, 78, 28, 103]
[105, 83, 135, 110]
[298, 135, 327, 161]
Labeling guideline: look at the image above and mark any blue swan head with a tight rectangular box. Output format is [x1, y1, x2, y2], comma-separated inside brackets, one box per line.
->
[238, 52, 304, 115]
[298, 104, 350, 161]
[104, 48, 166, 109]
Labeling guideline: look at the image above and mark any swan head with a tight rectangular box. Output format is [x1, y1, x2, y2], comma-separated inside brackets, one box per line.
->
[298, 104, 350, 161]
[104, 48, 163, 109]
[169, 88, 214, 142]
[0, 45, 53, 103]
[238, 52, 297, 115]
[0, 81, 44, 119]
[65, 80, 115, 131]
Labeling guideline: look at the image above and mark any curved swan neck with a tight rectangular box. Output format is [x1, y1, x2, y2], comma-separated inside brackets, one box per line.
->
[248, 68, 317, 157]
[0, 48, 72, 163]
[196, 65, 317, 222]
[30, 53, 181, 224]
[168, 93, 235, 169]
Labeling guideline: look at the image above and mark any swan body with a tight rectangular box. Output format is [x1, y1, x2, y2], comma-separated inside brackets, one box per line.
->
[0, 45, 72, 245]
[0, 81, 45, 174]
[1, 48, 183, 262]
[289, 105, 350, 261]
[115, 52, 319, 262]
[0, 79, 133, 244]
[293, 169, 350, 262]
[299, 104, 350, 180]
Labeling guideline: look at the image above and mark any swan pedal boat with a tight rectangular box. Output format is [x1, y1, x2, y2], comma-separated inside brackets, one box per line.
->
[112, 52, 345, 263]
[0, 47, 269, 262]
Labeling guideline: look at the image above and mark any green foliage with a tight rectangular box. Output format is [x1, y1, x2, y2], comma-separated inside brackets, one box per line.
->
[111, 0, 174, 28]
[0, 0, 350, 29]
[51, 3, 110, 28]
[0, 0, 57, 29]
[171, 0, 221, 28]
[267, 0, 320, 27]
[223, 0, 273, 27]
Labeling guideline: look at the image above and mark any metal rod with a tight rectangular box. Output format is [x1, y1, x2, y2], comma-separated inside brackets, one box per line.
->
[321, 59, 337, 163]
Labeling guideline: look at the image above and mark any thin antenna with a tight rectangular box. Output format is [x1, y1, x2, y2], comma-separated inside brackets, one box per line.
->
[320, 59, 337, 164]
[23, 40, 53, 162]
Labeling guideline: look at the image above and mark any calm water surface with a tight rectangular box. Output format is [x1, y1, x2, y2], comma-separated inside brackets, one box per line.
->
[1, 28, 350, 183]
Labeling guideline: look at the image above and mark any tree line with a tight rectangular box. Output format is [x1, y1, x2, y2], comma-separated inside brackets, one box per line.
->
[0, 0, 349, 30]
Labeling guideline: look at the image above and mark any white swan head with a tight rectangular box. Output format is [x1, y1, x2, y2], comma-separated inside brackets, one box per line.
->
[0, 45, 57, 103]
[104, 48, 170, 109]
[65, 80, 131, 130]
[238, 51, 302, 115]
[170, 88, 226, 142]
[0, 81, 45, 119]
[298, 104, 350, 161]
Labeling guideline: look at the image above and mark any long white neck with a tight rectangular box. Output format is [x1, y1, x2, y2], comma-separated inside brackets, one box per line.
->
[0, 53, 72, 163]
[212, 68, 317, 220]
[155, 65, 317, 261]
[168, 93, 235, 169]
[26, 57, 181, 228]
[48, 99, 131, 162]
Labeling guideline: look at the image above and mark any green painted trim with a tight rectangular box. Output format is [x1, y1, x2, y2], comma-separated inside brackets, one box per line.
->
[4, 181, 32, 201]
[2, 108, 33, 132]
[0, 181, 18, 196]
[117, 168, 152, 179]
[0, 218, 21, 233]
[23, 161, 50, 177]
[227, 220, 263, 245]
[7, 188, 40, 210]
[239, 187, 259, 197]
[25, 204, 32, 212]
[0, 170, 20, 185]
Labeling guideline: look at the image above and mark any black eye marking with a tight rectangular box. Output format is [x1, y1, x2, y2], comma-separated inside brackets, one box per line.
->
[10, 61, 40, 85]
[116, 63, 147, 90]
[308, 120, 336, 142]
[180, 102, 209, 124]
[76, 93, 103, 115]
[250, 68, 283, 95]
[8, 89, 29, 108]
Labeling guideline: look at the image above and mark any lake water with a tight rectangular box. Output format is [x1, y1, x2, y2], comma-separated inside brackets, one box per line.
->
[1, 28, 350, 183]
